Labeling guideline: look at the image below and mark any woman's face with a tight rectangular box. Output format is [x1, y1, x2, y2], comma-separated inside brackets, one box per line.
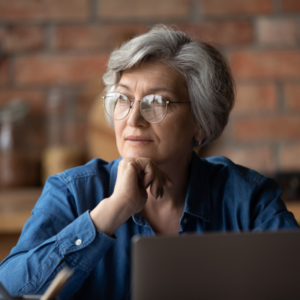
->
[114, 62, 198, 166]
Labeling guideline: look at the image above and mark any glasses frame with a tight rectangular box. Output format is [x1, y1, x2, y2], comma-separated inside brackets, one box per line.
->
[102, 93, 190, 124]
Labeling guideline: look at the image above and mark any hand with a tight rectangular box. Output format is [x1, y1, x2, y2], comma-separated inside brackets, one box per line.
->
[90, 157, 173, 236]
[112, 157, 173, 215]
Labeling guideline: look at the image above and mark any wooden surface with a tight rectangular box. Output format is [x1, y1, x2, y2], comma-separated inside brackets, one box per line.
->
[0, 234, 20, 262]
[0, 188, 42, 234]
[286, 202, 300, 224]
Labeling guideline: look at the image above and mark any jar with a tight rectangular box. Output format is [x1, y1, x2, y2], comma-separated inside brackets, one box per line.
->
[0, 99, 36, 188]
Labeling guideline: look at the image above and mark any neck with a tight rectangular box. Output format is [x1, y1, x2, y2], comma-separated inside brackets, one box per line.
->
[146, 150, 194, 210]
[141, 151, 194, 234]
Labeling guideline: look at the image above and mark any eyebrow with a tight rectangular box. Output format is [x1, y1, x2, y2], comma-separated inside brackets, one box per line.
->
[117, 83, 178, 95]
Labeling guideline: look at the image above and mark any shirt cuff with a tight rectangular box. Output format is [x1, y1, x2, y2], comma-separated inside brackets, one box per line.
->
[56, 211, 116, 272]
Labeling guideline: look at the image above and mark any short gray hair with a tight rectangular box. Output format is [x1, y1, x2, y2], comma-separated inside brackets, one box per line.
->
[103, 25, 235, 147]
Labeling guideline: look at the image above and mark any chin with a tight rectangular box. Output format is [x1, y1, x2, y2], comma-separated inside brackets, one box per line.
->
[124, 150, 155, 160]
[120, 146, 154, 159]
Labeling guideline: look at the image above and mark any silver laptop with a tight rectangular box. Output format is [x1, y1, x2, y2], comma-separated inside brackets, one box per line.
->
[132, 230, 300, 300]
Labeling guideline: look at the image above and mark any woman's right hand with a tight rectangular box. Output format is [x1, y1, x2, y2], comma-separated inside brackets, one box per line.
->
[90, 157, 173, 236]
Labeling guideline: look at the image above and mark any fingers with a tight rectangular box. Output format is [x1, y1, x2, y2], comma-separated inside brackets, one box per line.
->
[120, 157, 173, 200]
[138, 158, 173, 199]
[149, 171, 164, 199]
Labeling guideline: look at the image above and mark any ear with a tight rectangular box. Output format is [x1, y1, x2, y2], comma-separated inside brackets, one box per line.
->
[194, 129, 206, 146]
[194, 130, 201, 143]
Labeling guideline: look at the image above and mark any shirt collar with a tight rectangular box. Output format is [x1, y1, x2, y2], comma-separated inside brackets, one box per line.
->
[183, 151, 211, 222]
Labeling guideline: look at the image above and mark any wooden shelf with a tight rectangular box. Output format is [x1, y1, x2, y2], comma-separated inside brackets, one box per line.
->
[0, 189, 300, 234]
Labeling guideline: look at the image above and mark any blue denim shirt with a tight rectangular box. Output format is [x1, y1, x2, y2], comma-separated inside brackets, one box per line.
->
[0, 152, 298, 299]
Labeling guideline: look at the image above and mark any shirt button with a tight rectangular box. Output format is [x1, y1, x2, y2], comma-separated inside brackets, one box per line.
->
[75, 239, 82, 246]
[183, 218, 188, 224]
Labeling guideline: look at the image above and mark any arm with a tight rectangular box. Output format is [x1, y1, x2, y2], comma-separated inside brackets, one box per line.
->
[0, 158, 172, 299]
[90, 157, 173, 235]
[0, 175, 115, 299]
[252, 176, 299, 231]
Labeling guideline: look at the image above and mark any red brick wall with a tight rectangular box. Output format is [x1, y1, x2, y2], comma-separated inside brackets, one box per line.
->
[0, 0, 300, 176]
[199, 0, 300, 174]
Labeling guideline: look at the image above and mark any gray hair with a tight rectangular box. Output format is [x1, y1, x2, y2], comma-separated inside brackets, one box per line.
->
[103, 25, 235, 147]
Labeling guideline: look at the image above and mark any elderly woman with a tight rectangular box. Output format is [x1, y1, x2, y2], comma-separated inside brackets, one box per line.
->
[0, 25, 298, 299]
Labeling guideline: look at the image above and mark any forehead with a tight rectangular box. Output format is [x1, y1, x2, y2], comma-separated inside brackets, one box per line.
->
[118, 62, 187, 92]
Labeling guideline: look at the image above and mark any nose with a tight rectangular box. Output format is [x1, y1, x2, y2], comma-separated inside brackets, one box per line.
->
[127, 100, 148, 127]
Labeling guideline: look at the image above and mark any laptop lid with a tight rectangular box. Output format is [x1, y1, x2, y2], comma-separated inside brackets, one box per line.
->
[132, 230, 300, 300]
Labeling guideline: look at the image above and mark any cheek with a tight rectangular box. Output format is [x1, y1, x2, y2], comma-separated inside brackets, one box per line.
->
[114, 122, 124, 148]
[173, 110, 195, 130]
[159, 121, 192, 147]
[171, 115, 196, 142]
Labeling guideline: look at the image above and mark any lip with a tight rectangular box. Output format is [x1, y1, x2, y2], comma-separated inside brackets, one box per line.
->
[125, 135, 154, 145]
[125, 135, 153, 141]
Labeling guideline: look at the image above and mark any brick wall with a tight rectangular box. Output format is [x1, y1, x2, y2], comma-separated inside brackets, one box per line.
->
[198, 0, 300, 174]
[0, 0, 300, 177]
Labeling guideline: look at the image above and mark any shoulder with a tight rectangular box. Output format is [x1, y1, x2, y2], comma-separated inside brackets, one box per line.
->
[202, 155, 280, 202]
[200, 155, 298, 230]
[204, 155, 263, 185]
[56, 157, 122, 184]
[35, 157, 122, 216]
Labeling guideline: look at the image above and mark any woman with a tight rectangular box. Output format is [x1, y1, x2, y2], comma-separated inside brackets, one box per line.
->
[0, 25, 298, 300]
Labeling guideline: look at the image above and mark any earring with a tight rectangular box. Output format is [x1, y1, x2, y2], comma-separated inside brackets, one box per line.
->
[194, 130, 203, 147]
[193, 136, 201, 147]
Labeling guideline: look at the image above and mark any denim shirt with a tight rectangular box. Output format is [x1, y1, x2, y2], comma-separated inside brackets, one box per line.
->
[0, 152, 298, 300]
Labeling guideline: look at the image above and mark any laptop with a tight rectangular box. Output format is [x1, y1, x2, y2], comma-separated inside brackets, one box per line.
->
[131, 230, 300, 300]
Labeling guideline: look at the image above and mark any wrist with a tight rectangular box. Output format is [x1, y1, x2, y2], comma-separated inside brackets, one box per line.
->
[90, 196, 133, 236]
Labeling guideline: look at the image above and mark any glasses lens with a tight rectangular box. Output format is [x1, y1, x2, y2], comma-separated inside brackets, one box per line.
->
[141, 95, 167, 123]
[104, 93, 130, 120]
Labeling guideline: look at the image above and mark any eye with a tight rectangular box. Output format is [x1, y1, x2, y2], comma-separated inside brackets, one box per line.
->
[117, 94, 130, 105]
[153, 95, 166, 107]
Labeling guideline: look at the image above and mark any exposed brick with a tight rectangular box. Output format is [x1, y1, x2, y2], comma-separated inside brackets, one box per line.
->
[256, 18, 298, 45]
[233, 116, 300, 141]
[98, 0, 190, 19]
[53, 24, 147, 50]
[0, 59, 8, 86]
[282, 0, 300, 12]
[178, 21, 253, 46]
[202, 145, 275, 174]
[283, 83, 300, 110]
[0, 26, 44, 53]
[0, 0, 89, 22]
[230, 50, 300, 80]
[199, 0, 272, 16]
[232, 83, 277, 114]
[14, 54, 109, 86]
[0, 89, 45, 114]
[279, 144, 300, 171]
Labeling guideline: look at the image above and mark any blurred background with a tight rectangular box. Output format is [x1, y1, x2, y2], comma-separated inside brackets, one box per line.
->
[0, 0, 300, 259]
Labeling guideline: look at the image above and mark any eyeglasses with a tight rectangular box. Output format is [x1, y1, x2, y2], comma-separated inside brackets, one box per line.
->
[102, 93, 190, 123]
